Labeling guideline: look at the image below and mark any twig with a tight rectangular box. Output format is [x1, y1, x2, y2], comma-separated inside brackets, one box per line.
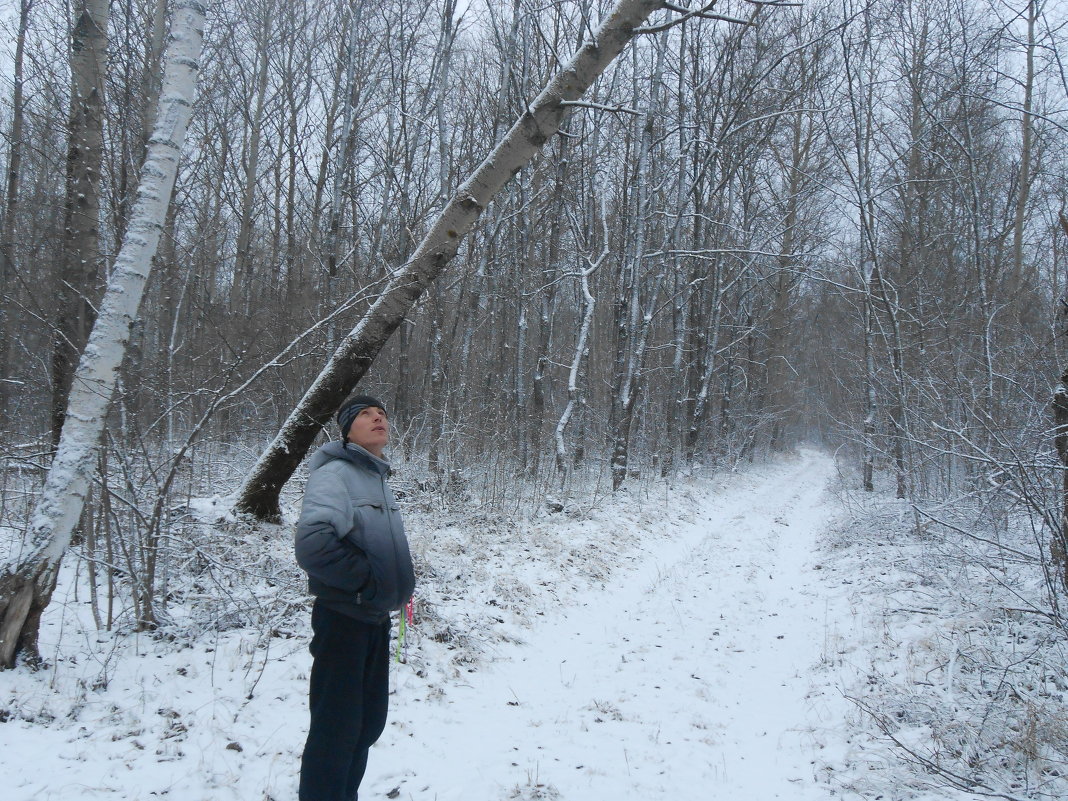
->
[559, 100, 640, 115]
[638, 3, 751, 33]
[911, 505, 1041, 562]
[846, 695, 1033, 801]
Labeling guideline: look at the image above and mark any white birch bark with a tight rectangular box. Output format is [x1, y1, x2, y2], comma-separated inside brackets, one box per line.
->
[0, 0, 205, 669]
[555, 246, 603, 476]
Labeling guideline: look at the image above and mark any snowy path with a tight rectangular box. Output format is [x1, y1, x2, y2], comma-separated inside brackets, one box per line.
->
[2, 453, 857, 801]
[375, 453, 850, 800]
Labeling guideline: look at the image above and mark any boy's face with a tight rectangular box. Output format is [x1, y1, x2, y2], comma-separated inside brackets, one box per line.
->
[347, 406, 389, 457]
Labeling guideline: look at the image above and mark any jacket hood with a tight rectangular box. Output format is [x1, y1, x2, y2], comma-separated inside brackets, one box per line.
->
[307, 440, 391, 476]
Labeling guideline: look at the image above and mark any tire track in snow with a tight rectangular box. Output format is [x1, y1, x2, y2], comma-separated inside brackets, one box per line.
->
[376, 452, 850, 800]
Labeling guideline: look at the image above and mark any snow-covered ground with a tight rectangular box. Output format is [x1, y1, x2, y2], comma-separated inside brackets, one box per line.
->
[2, 451, 997, 800]
[377, 451, 855, 800]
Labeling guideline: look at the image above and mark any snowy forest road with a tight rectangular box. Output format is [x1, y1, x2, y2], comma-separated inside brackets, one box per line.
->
[375, 452, 856, 800]
[1, 453, 863, 801]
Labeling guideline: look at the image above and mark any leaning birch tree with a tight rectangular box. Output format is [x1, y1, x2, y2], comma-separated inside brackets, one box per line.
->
[234, 0, 763, 521]
[0, 0, 206, 669]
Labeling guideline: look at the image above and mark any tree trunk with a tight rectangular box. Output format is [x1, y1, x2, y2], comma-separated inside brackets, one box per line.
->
[609, 34, 667, 491]
[429, 0, 458, 475]
[1012, 0, 1036, 282]
[427, 294, 446, 475]
[325, 1, 365, 281]
[52, 0, 109, 448]
[1052, 367, 1068, 594]
[232, 6, 273, 313]
[862, 291, 876, 492]
[234, 0, 679, 521]
[531, 162, 565, 476]
[663, 22, 690, 476]
[686, 258, 725, 463]
[766, 113, 805, 453]
[1052, 215, 1068, 593]
[555, 247, 601, 476]
[0, 0, 31, 422]
[0, 0, 205, 669]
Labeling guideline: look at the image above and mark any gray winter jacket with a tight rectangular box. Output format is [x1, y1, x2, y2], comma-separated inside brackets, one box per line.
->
[295, 441, 416, 622]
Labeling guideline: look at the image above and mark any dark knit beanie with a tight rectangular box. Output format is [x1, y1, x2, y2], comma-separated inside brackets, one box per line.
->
[337, 393, 387, 442]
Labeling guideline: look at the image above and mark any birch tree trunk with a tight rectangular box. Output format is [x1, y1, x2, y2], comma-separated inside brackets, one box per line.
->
[0, 0, 205, 669]
[453, 0, 521, 427]
[555, 244, 602, 476]
[234, 0, 679, 521]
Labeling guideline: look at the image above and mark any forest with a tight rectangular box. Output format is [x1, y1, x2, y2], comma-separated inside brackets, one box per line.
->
[1, 0, 1067, 798]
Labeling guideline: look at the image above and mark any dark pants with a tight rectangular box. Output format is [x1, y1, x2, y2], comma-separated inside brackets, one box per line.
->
[299, 602, 391, 801]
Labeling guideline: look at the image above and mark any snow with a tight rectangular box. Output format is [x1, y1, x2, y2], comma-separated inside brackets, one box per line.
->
[0, 451, 989, 800]
[377, 452, 853, 801]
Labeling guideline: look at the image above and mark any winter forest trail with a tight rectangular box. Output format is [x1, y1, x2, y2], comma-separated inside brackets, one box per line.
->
[2, 453, 862, 801]
[376, 452, 855, 800]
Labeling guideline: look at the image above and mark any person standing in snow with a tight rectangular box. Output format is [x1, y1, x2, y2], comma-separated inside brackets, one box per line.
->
[294, 393, 416, 801]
